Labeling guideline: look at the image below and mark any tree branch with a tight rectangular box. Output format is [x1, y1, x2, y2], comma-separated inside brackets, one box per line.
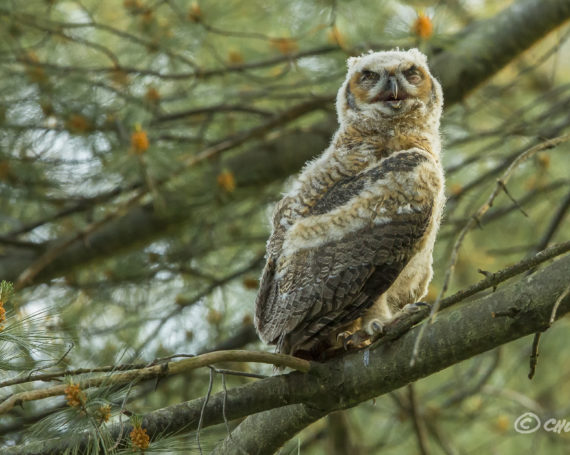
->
[0, 350, 311, 415]
[6, 253, 570, 455]
[210, 253, 570, 454]
[2, 0, 569, 287]
[432, 0, 570, 105]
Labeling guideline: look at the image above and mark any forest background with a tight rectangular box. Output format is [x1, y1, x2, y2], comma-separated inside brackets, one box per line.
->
[1, 0, 570, 454]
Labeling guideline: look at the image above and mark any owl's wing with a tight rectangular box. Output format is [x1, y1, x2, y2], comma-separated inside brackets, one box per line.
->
[255, 150, 436, 355]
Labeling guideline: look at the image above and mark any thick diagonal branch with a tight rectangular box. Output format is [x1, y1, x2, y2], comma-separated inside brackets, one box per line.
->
[2, 0, 569, 287]
[433, 0, 570, 104]
[5, 253, 570, 455]
[210, 254, 570, 455]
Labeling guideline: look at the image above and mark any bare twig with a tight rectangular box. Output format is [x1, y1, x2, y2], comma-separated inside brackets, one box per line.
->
[442, 179, 568, 231]
[497, 181, 528, 217]
[528, 333, 542, 380]
[0, 362, 147, 389]
[221, 373, 232, 439]
[0, 350, 312, 414]
[407, 384, 430, 455]
[423, 419, 458, 455]
[370, 240, 570, 352]
[410, 134, 570, 366]
[529, 271, 570, 380]
[154, 104, 273, 124]
[132, 255, 264, 357]
[438, 240, 570, 310]
[197, 368, 215, 455]
[549, 284, 570, 326]
[9, 43, 339, 81]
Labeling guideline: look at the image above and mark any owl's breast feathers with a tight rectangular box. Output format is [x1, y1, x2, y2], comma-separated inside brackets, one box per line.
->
[255, 148, 442, 356]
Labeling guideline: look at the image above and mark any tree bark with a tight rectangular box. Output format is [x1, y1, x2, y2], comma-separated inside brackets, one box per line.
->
[433, 0, 570, 104]
[5, 253, 570, 455]
[210, 253, 570, 454]
[2, 0, 569, 287]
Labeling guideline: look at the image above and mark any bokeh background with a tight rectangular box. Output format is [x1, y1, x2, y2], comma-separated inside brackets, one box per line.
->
[1, 0, 569, 453]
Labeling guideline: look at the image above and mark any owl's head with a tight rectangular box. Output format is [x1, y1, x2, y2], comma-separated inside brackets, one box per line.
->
[336, 49, 443, 129]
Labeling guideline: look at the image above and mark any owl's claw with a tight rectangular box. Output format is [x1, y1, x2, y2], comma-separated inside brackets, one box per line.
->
[337, 330, 368, 349]
[365, 319, 385, 336]
[402, 301, 431, 314]
[372, 321, 384, 333]
[336, 331, 351, 350]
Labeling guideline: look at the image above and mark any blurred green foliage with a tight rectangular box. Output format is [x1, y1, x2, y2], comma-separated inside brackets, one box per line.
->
[0, 0, 569, 453]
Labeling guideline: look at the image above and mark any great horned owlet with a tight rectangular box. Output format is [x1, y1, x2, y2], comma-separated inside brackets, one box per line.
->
[255, 49, 445, 359]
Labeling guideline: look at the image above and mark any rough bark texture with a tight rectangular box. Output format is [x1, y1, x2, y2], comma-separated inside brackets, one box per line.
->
[433, 0, 570, 104]
[209, 254, 570, 454]
[211, 405, 329, 455]
[1, 0, 568, 286]
[6, 253, 570, 455]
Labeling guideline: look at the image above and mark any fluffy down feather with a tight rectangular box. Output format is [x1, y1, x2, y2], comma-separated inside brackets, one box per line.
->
[255, 49, 445, 358]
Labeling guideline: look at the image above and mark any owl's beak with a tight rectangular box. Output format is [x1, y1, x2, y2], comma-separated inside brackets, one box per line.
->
[388, 77, 398, 99]
[385, 77, 404, 109]
[371, 76, 408, 108]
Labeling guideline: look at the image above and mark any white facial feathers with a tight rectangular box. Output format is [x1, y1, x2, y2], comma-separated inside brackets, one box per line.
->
[336, 48, 443, 126]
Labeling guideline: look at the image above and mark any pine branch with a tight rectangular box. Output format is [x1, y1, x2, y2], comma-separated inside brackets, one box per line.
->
[432, 0, 570, 105]
[0, 351, 311, 415]
[5, 253, 570, 455]
[2, 0, 569, 287]
[209, 254, 570, 455]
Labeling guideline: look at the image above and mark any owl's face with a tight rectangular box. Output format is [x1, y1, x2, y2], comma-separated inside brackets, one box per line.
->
[336, 49, 442, 127]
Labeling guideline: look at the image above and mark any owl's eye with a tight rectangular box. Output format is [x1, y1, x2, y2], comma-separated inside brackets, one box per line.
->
[360, 70, 379, 82]
[404, 66, 422, 84]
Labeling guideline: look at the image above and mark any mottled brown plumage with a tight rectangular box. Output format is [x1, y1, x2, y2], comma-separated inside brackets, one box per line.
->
[255, 49, 445, 358]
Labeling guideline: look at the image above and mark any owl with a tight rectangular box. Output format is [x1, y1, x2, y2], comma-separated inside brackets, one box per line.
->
[255, 49, 445, 359]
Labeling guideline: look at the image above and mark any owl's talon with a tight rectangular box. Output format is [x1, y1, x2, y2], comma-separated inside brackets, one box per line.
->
[337, 331, 352, 350]
[337, 330, 369, 349]
[350, 330, 369, 346]
[402, 301, 431, 314]
[365, 319, 385, 336]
